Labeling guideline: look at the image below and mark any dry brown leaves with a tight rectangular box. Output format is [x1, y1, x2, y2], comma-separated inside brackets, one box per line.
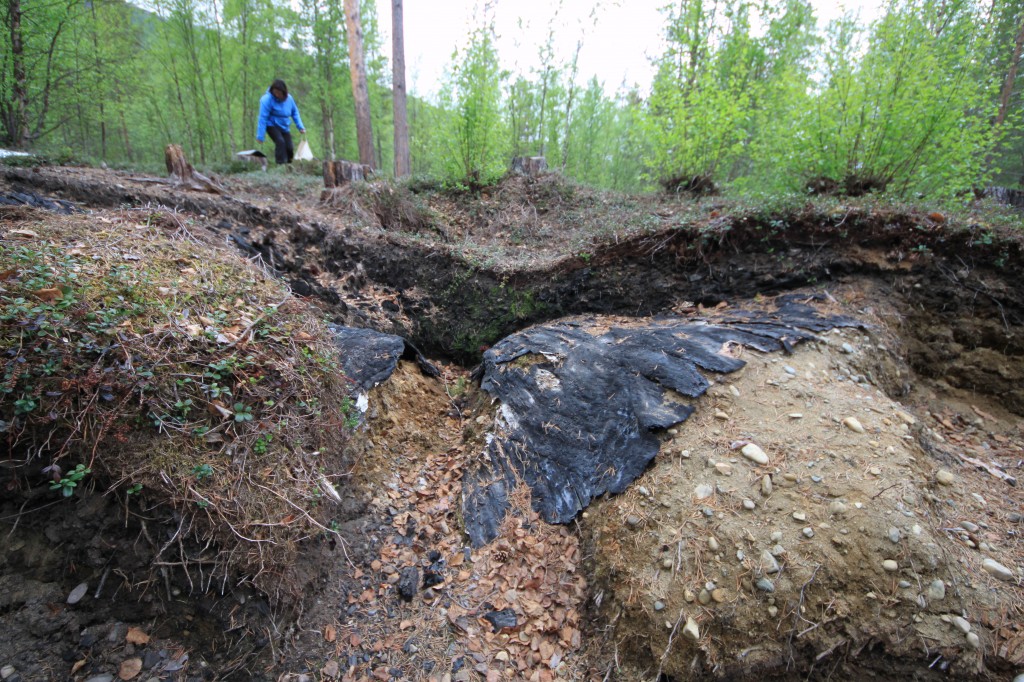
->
[332, 430, 590, 681]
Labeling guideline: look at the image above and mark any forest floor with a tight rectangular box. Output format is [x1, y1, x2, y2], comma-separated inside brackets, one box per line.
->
[1, 162, 1023, 682]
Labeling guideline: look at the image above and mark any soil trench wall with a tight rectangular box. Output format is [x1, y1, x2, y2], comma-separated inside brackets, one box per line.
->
[5, 166, 1024, 413]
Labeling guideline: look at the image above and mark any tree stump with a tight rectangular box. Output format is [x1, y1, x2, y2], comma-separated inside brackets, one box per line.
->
[164, 144, 225, 194]
[510, 156, 548, 177]
[323, 160, 374, 188]
[321, 160, 375, 205]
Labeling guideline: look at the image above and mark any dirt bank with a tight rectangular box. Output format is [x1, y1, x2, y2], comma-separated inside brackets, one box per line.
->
[1, 165, 1023, 681]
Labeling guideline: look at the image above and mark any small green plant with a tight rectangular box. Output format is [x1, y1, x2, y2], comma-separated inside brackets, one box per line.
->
[192, 463, 214, 480]
[253, 434, 272, 454]
[126, 483, 143, 495]
[232, 402, 253, 422]
[50, 464, 91, 498]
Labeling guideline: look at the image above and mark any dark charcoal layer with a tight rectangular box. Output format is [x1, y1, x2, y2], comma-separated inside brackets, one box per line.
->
[462, 295, 862, 546]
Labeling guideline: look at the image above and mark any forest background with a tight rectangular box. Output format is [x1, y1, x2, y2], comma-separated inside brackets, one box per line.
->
[3, 0, 1024, 201]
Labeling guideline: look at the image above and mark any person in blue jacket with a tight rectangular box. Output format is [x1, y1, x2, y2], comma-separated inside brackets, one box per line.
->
[256, 79, 305, 165]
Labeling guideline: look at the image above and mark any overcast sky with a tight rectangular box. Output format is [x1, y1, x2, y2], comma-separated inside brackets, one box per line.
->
[377, 0, 886, 99]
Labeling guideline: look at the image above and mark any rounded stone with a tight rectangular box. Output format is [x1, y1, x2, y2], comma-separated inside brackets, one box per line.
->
[882, 560, 899, 572]
[654, 600, 666, 612]
[843, 417, 866, 433]
[966, 632, 981, 650]
[761, 475, 773, 496]
[936, 470, 956, 486]
[742, 443, 769, 465]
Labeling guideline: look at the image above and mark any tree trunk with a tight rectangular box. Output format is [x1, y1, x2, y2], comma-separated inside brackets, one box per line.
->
[344, 0, 376, 167]
[391, 0, 410, 177]
[344, 0, 375, 168]
[8, 0, 28, 147]
[996, 12, 1024, 129]
[120, 110, 133, 161]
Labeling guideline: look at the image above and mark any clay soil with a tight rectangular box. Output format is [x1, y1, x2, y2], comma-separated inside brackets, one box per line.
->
[1, 164, 1023, 682]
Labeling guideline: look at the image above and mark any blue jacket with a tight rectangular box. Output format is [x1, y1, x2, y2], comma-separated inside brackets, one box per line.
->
[256, 89, 305, 141]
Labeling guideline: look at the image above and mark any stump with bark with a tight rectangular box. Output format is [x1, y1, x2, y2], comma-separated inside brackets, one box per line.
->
[129, 144, 225, 194]
[510, 156, 548, 177]
[164, 144, 225, 193]
[321, 160, 375, 205]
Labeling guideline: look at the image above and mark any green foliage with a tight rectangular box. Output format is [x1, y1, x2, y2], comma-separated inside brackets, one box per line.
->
[764, 0, 1000, 198]
[439, 21, 510, 187]
[50, 464, 91, 498]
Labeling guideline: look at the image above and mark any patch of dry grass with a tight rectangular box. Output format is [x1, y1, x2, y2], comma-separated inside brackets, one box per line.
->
[0, 206, 355, 601]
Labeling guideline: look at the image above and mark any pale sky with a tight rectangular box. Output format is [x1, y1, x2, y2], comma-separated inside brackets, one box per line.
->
[377, 0, 886, 99]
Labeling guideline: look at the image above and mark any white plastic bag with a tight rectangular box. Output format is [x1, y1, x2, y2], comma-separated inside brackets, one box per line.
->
[294, 138, 314, 161]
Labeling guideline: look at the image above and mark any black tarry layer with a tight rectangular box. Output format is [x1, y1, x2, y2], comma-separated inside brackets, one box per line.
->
[462, 296, 862, 546]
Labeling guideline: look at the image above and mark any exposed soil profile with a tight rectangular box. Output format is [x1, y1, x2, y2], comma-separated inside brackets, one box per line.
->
[1, 166, 1022, 682]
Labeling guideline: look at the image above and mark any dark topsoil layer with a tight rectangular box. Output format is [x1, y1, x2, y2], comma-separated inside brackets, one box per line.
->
[2, 164, 1024, 681]
[5, 165, 1023, 412]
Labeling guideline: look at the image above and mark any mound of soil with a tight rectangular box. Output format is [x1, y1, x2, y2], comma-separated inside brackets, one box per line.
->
[583, 291, 1024, 679]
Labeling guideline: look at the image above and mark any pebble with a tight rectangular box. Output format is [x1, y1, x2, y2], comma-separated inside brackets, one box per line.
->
[638, 486, 650, 497]
[770, 544, 786, 557]
[966, 632, 981, 649]
[895, 410, 917, 425]
[715, 462, 733, 476]
[684, 590, 695, 602]
[792, 511, 806, 522]
[1, 667, 14, 680]
[843, 417, 866, 433]
[888, 527, 901, 543]
[784, 366, 797, 376]
[662, 558, 673, 570]
[789, 413, 803, 419]
[711, 589, 727, 603]
[708, 537, 720, 552]
[761, 550, 781, 574]
[898, 580, 911, 589]
[694, 484, 714, 500]
[936, 470, 956, 485]
[683, 617, 700, 642]
[715, 410, 730, 420]
[761, 475, 773, 496]
[829, 500, 848, 515]
[882, 560, 899, 572]
[67, 582, 89, 605]
[743, 499, 756, 510]
[626, 515, 642, 527]
[730, 385, 740, 397]
[952, 616, 971, 634]
[767, 605, 779, 617]
[842, 342, 855, 354]
[736, 550, 745, 561]
[698, 589, 711, 605]
[742, 443, 769, 465]
[654, 600, 665, 612]
[1009, 513, 1023, 524]
[960, 521, 979, 533]
[928, 580, 945, 601]
[770, 531, 783, 542]
[982, 558, 1015, 582]
[756, 577, 775, 593]
[869, 467, 882, 476]
[84, 677, 114, 682]
[802, 527, 814, 539]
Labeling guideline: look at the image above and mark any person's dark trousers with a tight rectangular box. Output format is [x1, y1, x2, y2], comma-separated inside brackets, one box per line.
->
[266, 125, 293, 164]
